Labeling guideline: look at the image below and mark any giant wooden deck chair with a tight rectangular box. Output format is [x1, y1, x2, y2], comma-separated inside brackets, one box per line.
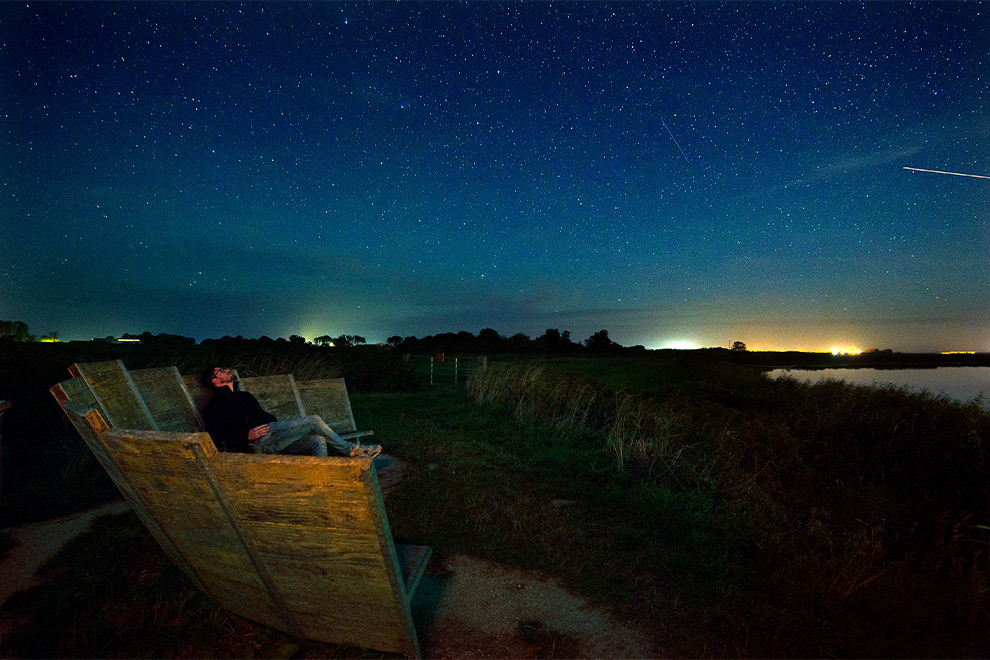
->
[181, 373, 373, 442]
[51, 360, 429, 657]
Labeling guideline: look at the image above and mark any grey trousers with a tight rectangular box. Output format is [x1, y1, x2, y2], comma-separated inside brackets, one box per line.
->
[254, 415, 354, 457]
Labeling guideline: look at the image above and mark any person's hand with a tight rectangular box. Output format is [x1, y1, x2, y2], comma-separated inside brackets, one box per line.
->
[247, 424, 270, 441]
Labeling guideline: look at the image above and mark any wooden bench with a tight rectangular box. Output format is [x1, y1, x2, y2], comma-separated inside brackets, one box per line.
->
[51, 360, 429, 657]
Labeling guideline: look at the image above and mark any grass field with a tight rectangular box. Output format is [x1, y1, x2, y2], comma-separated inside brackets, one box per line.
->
[1, 344, 988, 657]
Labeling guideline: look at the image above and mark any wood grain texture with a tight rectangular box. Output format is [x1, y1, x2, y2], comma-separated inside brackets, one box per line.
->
[130, 366, 203, 432]
[69, 360, 157, 431]
[294, 378, 359, 433]
[238, 375, 305, 421]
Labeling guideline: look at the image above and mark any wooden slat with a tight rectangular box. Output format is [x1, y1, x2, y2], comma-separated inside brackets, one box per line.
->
[237, 374, 304, 421]
[130, 366, 203, 432]
[189, 440, 306, 641]
[294, 378, 359, 433]
[396, 544, 432, 598]
[70, 361, 157, 430]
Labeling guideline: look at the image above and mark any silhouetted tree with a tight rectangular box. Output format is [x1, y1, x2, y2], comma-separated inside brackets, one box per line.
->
[731, 341, 748, 352]
[133, 331, 194, 344]
[0, 320, 31, 342]
[535, 328, 579, 353]
[477, 328, 503, 352]
[387, 335, 403, 347]
[508, 332, 531, 352]
[584, 329, 616, 353]
[289, 334, 306, 344]
[314, 335, 333, 346]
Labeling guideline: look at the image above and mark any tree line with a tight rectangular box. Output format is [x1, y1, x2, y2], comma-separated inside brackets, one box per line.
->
[0, 320, 60, 342]
[3, 319, 650, 354]
[183, 328, 644, 354]
[386, 328, 646, 354]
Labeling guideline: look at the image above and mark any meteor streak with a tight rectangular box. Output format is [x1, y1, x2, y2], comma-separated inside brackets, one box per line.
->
[903, 167, 990, 180]
[661, 118, 690, 163]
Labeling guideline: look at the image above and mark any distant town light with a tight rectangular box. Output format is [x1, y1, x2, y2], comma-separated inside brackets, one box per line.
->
[662, 340, 699, 350]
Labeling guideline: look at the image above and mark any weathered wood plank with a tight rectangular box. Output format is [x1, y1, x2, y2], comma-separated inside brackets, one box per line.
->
[241, 522, 385, 568]
[294, 378, 357, 432]
[238, 375, 304, 421]
[70, 361, 157, 430]
[291, 611, 412, 655]
[216, 452, 367, 483]
[203, 581, 288, 630]
[130, 366, 202, 432]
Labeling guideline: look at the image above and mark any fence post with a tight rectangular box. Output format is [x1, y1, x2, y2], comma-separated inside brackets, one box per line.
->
[429, 356, 434, 386]
[454, 357, 459, 385]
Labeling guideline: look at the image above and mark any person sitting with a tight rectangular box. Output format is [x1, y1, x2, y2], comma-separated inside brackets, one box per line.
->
[199, 366, 381, 458]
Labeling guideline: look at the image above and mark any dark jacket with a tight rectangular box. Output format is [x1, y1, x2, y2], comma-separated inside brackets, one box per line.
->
[202, 385, 277, 453]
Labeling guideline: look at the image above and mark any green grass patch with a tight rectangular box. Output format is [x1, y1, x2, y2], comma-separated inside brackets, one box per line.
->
[356, 389, 755, 622]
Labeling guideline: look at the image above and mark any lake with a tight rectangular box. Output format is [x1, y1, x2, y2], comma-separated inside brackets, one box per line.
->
[767, 367, 990, 407]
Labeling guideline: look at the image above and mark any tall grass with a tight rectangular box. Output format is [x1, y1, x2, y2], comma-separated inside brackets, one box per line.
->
[467, 361, 990, 656]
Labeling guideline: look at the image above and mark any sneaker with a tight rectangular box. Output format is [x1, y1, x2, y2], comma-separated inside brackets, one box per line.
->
[350, 444, 382, 459]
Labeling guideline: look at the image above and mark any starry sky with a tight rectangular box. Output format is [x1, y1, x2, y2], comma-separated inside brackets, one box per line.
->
[3, 2, 988, 351]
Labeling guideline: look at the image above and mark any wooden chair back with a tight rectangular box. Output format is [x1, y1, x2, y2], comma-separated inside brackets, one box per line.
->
[295, 378, 360, 434]
[237, 374, 305, 420]
[129, 366, 203, 431]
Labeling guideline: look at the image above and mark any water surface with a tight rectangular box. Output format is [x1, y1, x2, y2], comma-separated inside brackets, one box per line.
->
[768, 367, 989, 407]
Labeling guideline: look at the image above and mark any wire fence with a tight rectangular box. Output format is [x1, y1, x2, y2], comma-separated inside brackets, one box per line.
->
[404, 354, 487, 389]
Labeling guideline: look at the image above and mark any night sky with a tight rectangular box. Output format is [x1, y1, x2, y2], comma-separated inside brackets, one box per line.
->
[3, 2, 987, 351]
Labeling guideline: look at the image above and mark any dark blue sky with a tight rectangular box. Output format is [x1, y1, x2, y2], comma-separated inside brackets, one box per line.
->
[3, 2, 987, 350]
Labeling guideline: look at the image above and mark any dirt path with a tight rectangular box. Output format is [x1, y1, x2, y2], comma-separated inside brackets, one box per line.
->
[414, 554, 664, 658]
[1, 500, 131, 609]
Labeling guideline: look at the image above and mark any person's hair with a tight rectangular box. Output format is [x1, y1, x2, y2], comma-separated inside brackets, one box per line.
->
[199, 366, 219, 389]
